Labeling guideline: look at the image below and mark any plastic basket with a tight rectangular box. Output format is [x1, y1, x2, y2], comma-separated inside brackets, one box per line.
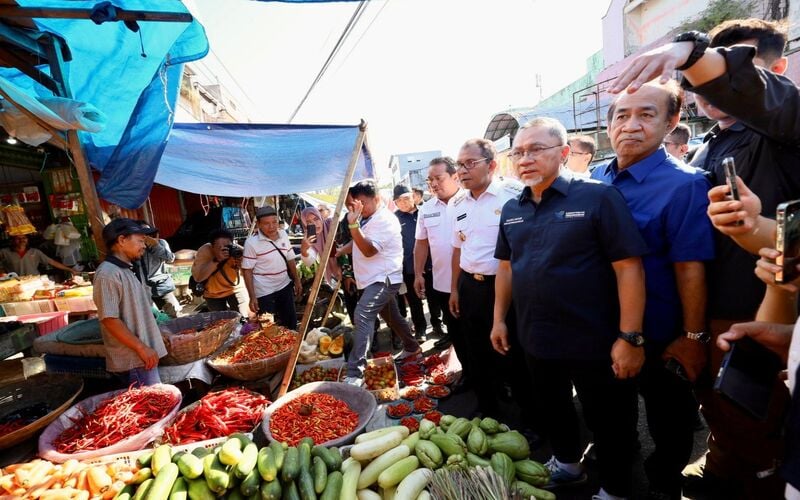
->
[43, 354, 112, 379]
[365, 355, 400, 402]
[160, 311, 240, 365]
[207, 330, 297, 381]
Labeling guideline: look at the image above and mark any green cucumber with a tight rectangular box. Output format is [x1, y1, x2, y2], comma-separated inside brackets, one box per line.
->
[240, 467, 261, 497]
[131, 467, 153, 484]
[168, 477, 187, 500]
[298, 469, 317, 500]
[299, 437, 315, 449]
[319, 471, 343, 500]
[269, 441, 286, 469]
[147, 462, 179, 500]
[177, 453, 204, 480]
[299, 442, 312, 475]
[186, 478, 215, 500]
[202, 453, 230, 494]
[260, 479, 282, 500]
[257, 447, 277, 481]
[235, 442, 259, 478]
[281, 446, 300, 482]
[282, 480, 301, 500]
[311, 446, 340, 472]
[191, 447, 210, 458]
[151, 444, 172, 476]
[171, 451, 186, 464]
[116, 484, 135, 500]
[131, 478, 153, 500]
[220, 437, 244, 466]
[136, 451, 153, 469]
[312, 456, 327, 494]
[227, 490, 246, 500]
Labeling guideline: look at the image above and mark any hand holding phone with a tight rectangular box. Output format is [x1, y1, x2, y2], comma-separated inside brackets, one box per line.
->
[722, 157, 744, 227]
[775, 199, 800, 284]
[714, 336, 783, 420]
[306, 224, 317, 237]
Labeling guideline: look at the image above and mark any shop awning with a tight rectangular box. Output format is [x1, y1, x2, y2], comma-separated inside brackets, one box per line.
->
[154, 122, 374, 197]
[0, 0, 209, 209]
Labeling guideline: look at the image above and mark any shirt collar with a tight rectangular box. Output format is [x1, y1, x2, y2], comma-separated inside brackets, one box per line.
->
[257, 230, 281, 242]
[105, 255, 134, 271]
[605, 147, 668, 183]
[519, 175, 570, 204]
[469, 179, 502, 201]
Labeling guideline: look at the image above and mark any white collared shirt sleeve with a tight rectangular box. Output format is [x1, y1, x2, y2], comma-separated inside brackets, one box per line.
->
[241, 237, 257, 270]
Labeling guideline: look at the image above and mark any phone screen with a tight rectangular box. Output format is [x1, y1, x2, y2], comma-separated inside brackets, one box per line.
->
[714, 337, 782, 420]
[776, 200, 800, 283]
[723, 157, 740, 202]
[306, 224, 317, 237]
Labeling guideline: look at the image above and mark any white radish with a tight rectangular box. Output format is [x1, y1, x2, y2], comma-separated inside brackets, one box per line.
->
[395, 468, 433, 500]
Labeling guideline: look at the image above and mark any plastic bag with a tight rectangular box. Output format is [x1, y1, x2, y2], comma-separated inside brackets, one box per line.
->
[38, 383, 182, 463]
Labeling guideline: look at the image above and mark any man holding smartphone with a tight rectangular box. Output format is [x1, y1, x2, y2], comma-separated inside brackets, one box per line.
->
[592, 80, 715, 499]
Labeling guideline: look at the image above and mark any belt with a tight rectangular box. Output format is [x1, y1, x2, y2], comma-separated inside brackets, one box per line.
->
[461, 270, 495, 282]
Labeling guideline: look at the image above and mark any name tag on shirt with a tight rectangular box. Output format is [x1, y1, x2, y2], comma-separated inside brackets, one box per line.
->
[456, 213, 467, 221]
[424, 212, 441, 219]
[554, 210, 587, 221]
[503, 217, 524, 226]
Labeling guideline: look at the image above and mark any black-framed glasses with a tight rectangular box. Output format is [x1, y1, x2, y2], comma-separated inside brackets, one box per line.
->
[456, 157, 490, 171]
[568, 151, 591, 157]
[509, 144, 563, 160]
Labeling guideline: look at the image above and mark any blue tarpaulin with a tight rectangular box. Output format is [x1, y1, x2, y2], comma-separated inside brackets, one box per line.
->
[0, 1, 208, 209]
[154, 122, 374, 196]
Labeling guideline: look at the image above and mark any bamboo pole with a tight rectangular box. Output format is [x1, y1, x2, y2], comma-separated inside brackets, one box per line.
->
[320, 279, 342, 328]
[277, 120, 367, 398]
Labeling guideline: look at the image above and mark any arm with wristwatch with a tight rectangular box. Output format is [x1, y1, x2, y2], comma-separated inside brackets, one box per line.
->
[347, 199, 379, 258]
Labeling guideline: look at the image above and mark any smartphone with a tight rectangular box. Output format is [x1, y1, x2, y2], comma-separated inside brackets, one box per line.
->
[714, 336, 783, 420]
[722, 157, 740, 202]
[306, 224, 317, 237]
[775, 200, 800, 283]
[665, 357, 689, 382]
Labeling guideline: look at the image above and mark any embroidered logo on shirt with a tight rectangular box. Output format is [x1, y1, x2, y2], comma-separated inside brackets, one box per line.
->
[503, 217, 524, 226]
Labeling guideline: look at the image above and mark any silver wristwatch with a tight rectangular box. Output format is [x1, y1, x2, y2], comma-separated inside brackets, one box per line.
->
[685, 330, 711, 343]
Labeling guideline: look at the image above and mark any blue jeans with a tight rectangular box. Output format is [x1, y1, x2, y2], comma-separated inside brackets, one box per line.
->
[347, 281, 418, 377]
[128, 366, 161, 386]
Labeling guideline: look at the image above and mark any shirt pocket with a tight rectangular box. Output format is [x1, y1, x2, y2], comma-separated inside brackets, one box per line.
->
[425, 214, 442, 227]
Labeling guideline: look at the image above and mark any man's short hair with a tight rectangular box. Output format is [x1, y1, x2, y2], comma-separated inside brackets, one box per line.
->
[568, 135, 597, 159]
[667, 123, 691, 145]
[209, 228, 233, 245]
[607, 79, 684, 123]
[519, 117, 568, 145]
[412, 188, 424, 197]
[461, 138, 496, 161]
[710, 18, 788, 64]
[349, 179, 379, 199]
[429, 156, 457, 174]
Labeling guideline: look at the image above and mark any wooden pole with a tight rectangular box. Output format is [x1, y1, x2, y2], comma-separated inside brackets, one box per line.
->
[277, 120, 367, 398]
[66, 129, 106, 256]
[320, 279, 342, 328]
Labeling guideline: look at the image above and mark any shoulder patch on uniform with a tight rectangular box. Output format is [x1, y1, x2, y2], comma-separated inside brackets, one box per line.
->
[502, 179, 524, 194]
[451, 191, 467, 207]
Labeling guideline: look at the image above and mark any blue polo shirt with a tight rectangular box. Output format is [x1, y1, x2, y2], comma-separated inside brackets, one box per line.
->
[495, 176, 648, 360]
[592, 148, 715, 345]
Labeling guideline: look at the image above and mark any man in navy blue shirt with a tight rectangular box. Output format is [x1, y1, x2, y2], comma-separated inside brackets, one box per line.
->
[493, 117, 648, 500]
[394, 184, 429, 342]
[592, 80, 715, 499]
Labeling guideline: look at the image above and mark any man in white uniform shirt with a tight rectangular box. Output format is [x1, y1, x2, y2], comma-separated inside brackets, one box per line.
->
[242, 206, 302, 330]
[413, 157, 467, 362]
[345, 180, 421, 383]
[449, 138, 524, 417]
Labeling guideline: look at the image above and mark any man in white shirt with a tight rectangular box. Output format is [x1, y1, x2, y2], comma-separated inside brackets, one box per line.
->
[414, 157, 465, 352]
[242, 206, 302, 330]
[449, 138, 524, 417]
[345, 180, 421, 383]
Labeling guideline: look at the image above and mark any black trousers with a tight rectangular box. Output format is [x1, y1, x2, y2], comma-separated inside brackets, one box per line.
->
[425, 274, 442, 330]
[639, 344, 700, 495]
[527, 355, 638, 497]
[205, 294, 239, 312]
[257, 282, 297, 330]
[457, 272, 504, 417]
[428, 288, 467, 372]
[402, 273, 428, 336]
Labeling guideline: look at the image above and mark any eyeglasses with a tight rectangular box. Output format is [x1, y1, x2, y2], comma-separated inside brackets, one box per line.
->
[456, 158, 490, 171]
[509, 144, 563, 160]
[568, 151, 591, 157]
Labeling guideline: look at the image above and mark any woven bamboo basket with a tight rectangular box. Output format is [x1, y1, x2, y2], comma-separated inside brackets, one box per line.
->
[160, 311, 240, 365]
[0, 374, 83, 450]
[207, 330, 296, 381]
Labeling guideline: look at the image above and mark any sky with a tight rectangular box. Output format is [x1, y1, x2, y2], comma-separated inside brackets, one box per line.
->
[187, 0, 610, 181]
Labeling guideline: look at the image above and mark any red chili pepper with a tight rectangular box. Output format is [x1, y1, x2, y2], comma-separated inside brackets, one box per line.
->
[269, 393, 358, 446]
[400, 416, 419, 432]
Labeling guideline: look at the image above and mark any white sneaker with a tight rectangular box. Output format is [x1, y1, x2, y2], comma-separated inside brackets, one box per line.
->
[343, 376, 363, 387]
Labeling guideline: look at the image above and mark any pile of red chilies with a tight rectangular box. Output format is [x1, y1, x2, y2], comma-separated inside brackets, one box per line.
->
[53, 386, 178, 453]
[218, 328, 296, 364]
[161, 388, 270, 445]
[0, 420, 27, 434]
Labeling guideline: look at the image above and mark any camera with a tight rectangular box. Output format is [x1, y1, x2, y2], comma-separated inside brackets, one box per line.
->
[226, 243, 244, 259]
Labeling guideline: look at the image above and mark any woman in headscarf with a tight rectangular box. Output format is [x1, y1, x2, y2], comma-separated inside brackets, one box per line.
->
[299, 206, 340, 284]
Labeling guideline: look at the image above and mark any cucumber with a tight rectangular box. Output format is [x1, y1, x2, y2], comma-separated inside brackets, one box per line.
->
[230, 432, 253, 447]
[236, 442, 259, 479]
[377, 456, 419, 489]
[319, 471, 343, 500]
[260, 479, 282, 500]
[220, 437, 244, 466]
[202, 453, 230, 494]
[299, 437, 315, 448]
[281, 446, 300, 482]
[282, 480, 301, 500]
[298, 469, 317, 500]
[257, 447, 277, 481]
[312, 456, 327, 494]
[191, 447, 210, 458]
[340, 458, 361, 500]
[298, 442, 312, 475]
[132, 478, 153, 500]
[131, 467, 153, 484]
[136, 451, 154, 469]
[240, 467, 261, 497]
[171, 451, 186, 464]
[227, 490, 246, 500]
[147, 462, 180, 500]
[177, 453, 204, 480]
[151, 444, 172, 476]
[269, 441, 286, 469]
[168, 477, 187, 500]
[116, 484, 135, 500]
[311, 446, 341, 472]
[186, 478, 215, 500]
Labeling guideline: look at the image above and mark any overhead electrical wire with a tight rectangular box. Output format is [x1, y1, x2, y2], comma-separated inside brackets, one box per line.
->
[287, 0, 370, 124]
[335, 0, 392, 74]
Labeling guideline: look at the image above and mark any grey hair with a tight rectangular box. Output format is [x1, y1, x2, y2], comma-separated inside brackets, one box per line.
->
[519, 117, 568, 145]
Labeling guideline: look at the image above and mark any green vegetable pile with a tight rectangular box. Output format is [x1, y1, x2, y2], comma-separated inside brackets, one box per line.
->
[117, 433, 345, 500]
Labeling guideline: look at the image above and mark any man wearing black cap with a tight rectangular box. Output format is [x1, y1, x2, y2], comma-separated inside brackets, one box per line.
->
[242, 206, 302, 329]
[394, 185, 428, 342]
[93, 218, 167, 386]
[136, 221, 181, 318]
